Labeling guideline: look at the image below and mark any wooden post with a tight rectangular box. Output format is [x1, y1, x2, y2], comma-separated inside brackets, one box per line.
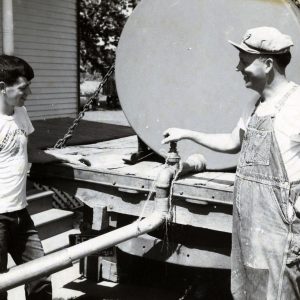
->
[2, 0, 14, 55]
[92, 205, 109, 231]
[80, 204, 119, 282]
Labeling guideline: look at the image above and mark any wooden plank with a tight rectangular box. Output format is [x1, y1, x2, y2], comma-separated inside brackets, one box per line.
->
[15, 6, 76, 21]
[118, 234, 231, 269]
[35, 75, 77, 80]
[42, 137, 157, 175]
[16, 42, 75, 52]
[186, 172, 235, 185]
[15, 22, 76, 35]
[30, 87, 76, 94]
[27, 103, 77, 112]
[39, 165, 156, 192]
[15, 11, 76, 24]
[28, 94, 76, 102]
[31, 64, 77, 71]
[32, 82, 77, 88]
[24, 0, 76, 10]
[42, 136, 138, 159]
[30, 113, 77, 121]
[28, 177, 232, 233]
[15, 15, 76, 29]
[172, 185, 233, 206]
[172, 198, 232, 232]
[35, 76, 77, 83]
[17, 1, 76, 16]
[19, 49, 77, 58]
[91, 206, 109, 231]
[16, 28, 77, 40]
[26, 99, 76, 106]
[33, 69, 76, 77]
[15, 35, 76, 47]
[21, 56, 76, 65]
[28, 94, 76, 100]
[28, 109, 77, 118]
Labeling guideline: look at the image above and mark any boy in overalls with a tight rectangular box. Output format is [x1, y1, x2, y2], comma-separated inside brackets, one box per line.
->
[162, 27, 300, 299]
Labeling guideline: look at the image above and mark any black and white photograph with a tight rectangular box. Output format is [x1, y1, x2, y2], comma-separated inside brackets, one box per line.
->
[1, 0, 300, 299]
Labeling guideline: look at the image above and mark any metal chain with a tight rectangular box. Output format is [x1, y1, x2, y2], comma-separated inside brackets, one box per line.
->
[53, 64, 115, 148]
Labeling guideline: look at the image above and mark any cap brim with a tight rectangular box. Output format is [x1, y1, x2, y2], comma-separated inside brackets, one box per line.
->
[228, 40, 262, 54]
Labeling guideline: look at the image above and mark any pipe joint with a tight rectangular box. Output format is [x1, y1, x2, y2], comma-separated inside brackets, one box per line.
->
[155, 197, 169, 214]
[155, 166, 177, 190]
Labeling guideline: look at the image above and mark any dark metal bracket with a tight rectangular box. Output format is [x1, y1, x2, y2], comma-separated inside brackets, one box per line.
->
[123, 136, 164, 165]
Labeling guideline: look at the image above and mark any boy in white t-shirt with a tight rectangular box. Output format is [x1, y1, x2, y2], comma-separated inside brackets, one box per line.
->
[0, 55, 89, 300]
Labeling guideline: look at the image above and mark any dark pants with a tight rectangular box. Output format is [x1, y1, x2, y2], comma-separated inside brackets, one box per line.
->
[0, 208, 52, 300]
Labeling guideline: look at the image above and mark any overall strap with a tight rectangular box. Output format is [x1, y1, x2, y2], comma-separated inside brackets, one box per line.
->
[250, 98, 262, 117]
[269, 84, 299, 183]
[273, 84, 298, 115]
[250, 84, 298, 119]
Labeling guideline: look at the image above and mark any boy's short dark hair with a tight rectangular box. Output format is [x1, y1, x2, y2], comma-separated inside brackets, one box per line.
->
[272, 52, 292, 69]
[261, 52, 292, 69]
[0, 55, 34, 86]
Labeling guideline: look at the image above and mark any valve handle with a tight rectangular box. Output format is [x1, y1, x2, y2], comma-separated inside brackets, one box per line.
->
[166, 141, 181, 166]
[169, 141, 177, 153]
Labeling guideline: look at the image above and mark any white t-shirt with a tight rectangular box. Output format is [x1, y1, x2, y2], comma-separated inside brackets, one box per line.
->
[237, 82, 300, 182]
[0, 106, 34, 213]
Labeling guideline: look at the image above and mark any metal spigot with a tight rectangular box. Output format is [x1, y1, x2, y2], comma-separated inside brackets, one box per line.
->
[166, 141, 181, 167]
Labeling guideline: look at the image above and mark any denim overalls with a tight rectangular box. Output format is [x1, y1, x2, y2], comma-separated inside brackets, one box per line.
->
[231, 85, 300, 300]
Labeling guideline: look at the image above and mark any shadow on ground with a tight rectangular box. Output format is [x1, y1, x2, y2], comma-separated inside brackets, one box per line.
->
[31, 118, 134, 149]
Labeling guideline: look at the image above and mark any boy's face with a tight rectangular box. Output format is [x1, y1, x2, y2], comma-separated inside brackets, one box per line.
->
[235, 52, 268, 93]
[4, 76, 32, 107]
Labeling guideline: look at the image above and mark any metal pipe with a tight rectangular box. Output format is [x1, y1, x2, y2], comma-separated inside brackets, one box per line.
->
[2, 0, 14, 55]
[0, 211, 168, 292]
[0, 144, 180, 291]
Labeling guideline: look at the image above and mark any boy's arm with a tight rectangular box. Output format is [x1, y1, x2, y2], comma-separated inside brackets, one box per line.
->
[28, 138, 91, 166]
[162, 125, 243, 154]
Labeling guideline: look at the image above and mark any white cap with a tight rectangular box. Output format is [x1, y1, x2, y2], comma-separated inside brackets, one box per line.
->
[228, 27, 294, 54]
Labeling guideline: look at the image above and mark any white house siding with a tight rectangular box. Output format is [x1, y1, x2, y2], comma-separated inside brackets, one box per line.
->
[1, 0, 78, 120]
[0, 4, 2, 54]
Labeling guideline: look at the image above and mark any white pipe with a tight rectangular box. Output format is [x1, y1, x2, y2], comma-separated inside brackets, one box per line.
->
[0, 151, 177, 291]
[0, 211, 168, 291]
[2, 0, 14, 55]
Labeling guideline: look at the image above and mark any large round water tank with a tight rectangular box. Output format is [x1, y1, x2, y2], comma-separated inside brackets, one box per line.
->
[116, 0, 300, 169]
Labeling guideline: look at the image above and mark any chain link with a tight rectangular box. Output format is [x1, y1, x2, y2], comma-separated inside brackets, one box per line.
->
[53, 64, 115, 149]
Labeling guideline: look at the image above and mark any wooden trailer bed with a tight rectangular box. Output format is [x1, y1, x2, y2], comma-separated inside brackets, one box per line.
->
[30, 136, 235, 269]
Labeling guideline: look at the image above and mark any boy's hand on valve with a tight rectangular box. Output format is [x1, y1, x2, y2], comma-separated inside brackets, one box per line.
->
[162, 128, 187, 144]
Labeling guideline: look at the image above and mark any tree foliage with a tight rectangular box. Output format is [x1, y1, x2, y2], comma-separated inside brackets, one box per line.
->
[79, 0, 139, 78]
